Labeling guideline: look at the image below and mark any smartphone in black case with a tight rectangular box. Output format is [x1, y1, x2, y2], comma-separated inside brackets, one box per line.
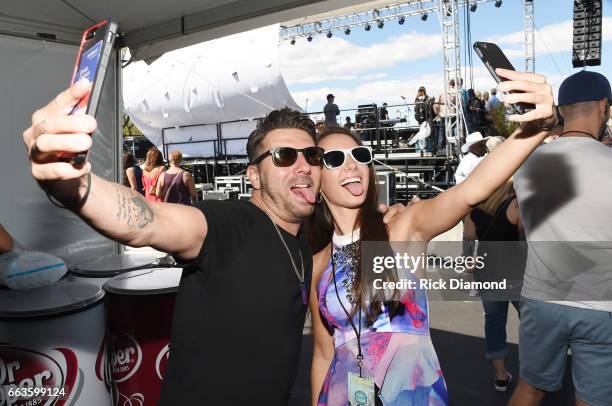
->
[473, 41, 535, 115]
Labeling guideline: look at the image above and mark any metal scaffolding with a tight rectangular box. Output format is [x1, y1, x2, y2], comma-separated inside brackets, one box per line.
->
[280, 0, 497, 41]
[279, 0, 535, 158]
[524, 0, 535, 72]
[436, 0, 464, 154]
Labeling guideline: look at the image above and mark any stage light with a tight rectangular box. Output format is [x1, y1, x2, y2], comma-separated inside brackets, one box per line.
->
[290, 38, 296, 45]
[421, 12, 428, 21]
[377, 19, 384, 29]
[307, 35, 313, 42]
[326, 30, 332, 38]
[495, 0, 503, 7]
[365, 23, 371, 31]
[398, 16, 405, 25]
[345, 27, 351, 35]
[470, 3, 477, 12]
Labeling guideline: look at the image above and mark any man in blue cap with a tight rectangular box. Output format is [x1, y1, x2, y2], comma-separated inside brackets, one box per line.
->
[511, 70, 612, 406]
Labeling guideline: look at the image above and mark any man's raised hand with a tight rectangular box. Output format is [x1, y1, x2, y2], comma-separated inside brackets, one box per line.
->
[23, 79, 96, 182]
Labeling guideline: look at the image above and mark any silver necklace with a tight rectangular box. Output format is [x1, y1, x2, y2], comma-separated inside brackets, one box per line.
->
[271, 222, 305, 283]
[271, 221, 307, 305]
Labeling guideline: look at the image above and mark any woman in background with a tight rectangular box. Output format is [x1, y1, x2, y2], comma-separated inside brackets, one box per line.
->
[465, 180, 525, 393]
[142, 147, 165, 202]
[123, 152, 145, 196]
[156, 150, 197, 205]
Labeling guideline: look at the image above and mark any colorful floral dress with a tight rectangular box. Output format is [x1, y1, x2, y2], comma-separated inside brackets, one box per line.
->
[317, 231, 448, 406]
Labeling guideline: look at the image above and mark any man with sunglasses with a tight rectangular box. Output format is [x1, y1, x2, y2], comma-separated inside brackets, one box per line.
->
[23, 87, 326, 404]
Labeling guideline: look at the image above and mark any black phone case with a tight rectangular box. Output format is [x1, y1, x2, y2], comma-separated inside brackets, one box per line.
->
[473, 41, 535, 115]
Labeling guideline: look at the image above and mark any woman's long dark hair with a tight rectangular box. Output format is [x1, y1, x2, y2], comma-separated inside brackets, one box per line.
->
[307, 126, 398, 323]
[122, 152, 136, 188]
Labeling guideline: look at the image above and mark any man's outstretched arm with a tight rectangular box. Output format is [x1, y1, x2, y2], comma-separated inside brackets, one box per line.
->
[23, 80, 206, 261]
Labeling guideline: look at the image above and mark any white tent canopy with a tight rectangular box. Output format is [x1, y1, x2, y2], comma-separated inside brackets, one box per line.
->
[123, 24, 300, 157]
[0, 0, 369, 263]
[1, 0, 366, 61]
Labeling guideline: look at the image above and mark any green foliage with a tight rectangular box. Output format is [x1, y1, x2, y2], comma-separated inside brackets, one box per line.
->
[488, 104, 519, 138]
[123, 113, 143, 137]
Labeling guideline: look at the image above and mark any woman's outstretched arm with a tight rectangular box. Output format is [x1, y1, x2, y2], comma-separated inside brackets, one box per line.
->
[390, 69, 555, 242]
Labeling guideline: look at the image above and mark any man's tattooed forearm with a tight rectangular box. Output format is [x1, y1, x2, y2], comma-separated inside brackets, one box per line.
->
[115, 186, 155, 229]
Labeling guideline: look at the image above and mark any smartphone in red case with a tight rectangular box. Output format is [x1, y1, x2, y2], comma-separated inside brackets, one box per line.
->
[60, 18, 117, 164]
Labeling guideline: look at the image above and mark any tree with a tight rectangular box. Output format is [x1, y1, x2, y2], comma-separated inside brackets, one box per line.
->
[123, 113, 143, 137]
[488, 104, 519, 138]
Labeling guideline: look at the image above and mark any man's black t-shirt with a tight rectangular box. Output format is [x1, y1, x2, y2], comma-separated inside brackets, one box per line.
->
[159, 199, 312, 405]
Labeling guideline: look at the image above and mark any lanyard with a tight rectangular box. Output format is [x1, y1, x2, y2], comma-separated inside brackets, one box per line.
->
[330, 243, 364, 377]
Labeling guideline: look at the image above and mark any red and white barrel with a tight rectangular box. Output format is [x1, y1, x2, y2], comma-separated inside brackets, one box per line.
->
[69, 253, 161, 288]
[103, 267, 182, 406]
[0, 281, 111, 406]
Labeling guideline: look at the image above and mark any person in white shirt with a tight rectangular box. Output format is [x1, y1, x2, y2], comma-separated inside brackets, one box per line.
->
[510, 70, 612, 406]
[454, 131, 489, 184]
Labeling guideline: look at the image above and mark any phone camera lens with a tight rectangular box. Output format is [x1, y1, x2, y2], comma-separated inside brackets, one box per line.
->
[86, 30, 96, 40]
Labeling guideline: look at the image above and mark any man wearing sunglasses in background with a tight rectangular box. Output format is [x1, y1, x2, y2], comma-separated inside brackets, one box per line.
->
[23, 88, 401, 404]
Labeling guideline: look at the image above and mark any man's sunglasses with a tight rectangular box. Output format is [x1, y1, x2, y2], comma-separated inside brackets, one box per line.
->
[250, 146, 324, 167]
[323, 146, 373, 169]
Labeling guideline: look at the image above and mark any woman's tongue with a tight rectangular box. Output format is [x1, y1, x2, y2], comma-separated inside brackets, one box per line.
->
[343, 181, 363, 196]
[291, 187, 316, 204]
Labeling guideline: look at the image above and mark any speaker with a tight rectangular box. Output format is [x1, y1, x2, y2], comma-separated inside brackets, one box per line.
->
[376, 172, 396, 206]
[572, 0, 602, 67]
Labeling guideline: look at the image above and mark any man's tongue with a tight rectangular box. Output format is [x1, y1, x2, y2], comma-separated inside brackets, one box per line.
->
[291, 187, 316, 204]
[344, 182, 363, 196]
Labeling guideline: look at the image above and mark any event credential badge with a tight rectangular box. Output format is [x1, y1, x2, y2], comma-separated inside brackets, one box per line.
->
[348, 372, 375, 406]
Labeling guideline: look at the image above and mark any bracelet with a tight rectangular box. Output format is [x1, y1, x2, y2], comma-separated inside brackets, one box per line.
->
[539, 105, 560, 131]
[45, 171, 92, 211]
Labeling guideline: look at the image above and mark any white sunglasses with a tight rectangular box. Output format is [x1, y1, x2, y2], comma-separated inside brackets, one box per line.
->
[322, 146, 373, 169]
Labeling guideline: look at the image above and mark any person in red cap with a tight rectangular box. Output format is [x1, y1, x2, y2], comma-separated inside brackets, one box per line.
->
[510, 70, 612, 406]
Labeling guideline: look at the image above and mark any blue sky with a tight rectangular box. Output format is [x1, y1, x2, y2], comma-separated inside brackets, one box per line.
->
[279, 0, 612, 122]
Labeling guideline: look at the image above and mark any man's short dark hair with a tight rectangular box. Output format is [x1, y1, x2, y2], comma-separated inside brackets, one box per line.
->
[246, 108, 316, 162]
[449, 79, 455, 87]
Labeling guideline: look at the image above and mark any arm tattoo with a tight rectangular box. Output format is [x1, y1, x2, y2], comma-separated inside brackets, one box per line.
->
[115, 186, 155, 229]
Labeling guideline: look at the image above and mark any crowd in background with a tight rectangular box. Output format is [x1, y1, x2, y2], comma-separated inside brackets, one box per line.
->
[318, 78, 508, 156]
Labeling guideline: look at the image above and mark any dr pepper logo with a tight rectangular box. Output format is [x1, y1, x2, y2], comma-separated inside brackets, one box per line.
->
[0, 346, 78, 406]
[155, 345, 170, 381]
[110, 332, 142, 383]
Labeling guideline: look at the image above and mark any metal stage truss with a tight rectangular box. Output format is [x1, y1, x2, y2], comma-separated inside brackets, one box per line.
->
[435, 0, 464, 157]
[279, 0, 538, 155]
[280, 0, 501, 42]
[524, 0, 535, 72]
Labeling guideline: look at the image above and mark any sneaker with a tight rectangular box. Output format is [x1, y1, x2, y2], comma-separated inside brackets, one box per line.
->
[494, 371, 512, 392]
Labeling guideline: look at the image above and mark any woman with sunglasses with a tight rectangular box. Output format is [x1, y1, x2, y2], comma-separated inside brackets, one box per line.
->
[308, 69, 556, 406]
